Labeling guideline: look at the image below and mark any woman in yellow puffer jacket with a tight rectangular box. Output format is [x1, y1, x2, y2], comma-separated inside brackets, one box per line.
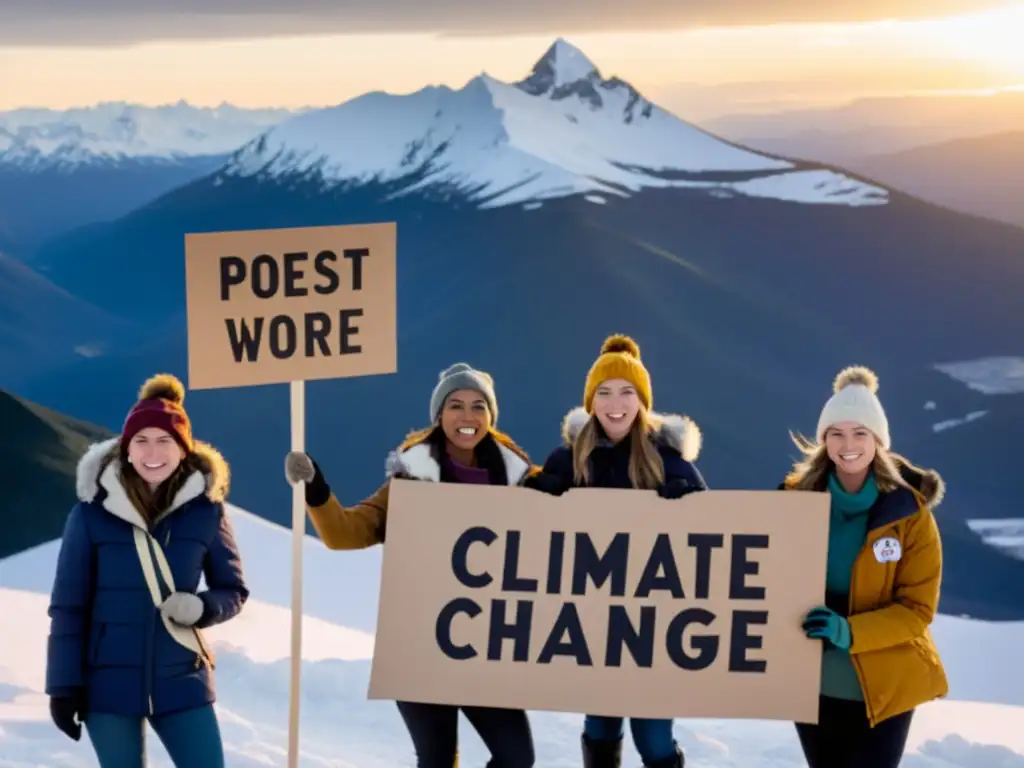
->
[780, 365, 948, 767]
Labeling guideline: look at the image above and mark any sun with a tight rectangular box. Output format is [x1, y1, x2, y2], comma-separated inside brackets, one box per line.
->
[921, 3, 1024, 75]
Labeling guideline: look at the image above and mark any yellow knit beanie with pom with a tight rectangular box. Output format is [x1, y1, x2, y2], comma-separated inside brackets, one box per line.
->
[583, 334, 652, 413]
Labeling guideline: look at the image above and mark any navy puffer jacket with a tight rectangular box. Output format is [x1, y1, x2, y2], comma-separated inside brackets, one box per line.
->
[45, 437, 249, 718]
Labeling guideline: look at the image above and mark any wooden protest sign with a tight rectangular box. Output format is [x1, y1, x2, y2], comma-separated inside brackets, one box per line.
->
[184, 222, 397, 390]
[184, 222, 397, 768]
[368, 482, 829, 723]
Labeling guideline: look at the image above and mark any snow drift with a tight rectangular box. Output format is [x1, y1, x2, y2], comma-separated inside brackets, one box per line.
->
[1, 503, 1023, 766]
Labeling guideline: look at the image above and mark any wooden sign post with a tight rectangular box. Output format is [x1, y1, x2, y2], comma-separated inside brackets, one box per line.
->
[184, 222, 398, 767]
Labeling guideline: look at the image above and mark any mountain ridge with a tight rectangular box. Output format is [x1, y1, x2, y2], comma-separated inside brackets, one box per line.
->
[703, 89, 1024, 163]
[842, 130, 1024, 229]
[0, 249, 131, 386]
[0, 388, 113, 558]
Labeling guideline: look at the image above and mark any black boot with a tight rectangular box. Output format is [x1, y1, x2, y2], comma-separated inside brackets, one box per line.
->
[643, 743, 684, 767]
[581, 734, 622, 768]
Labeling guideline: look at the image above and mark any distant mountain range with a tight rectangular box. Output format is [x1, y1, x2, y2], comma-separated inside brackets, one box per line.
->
[0, 100, 294, 167]
[6, 39, 1024, 621]
[704, 89, 1024, 162]
[27, 39, 898, 324]
[702, 90, 1024, 230]
[3, 60, 1021, 258]
[841, 131, 1024, 229]
[0, 101, 294, 255]
[0, 388, 112, 559]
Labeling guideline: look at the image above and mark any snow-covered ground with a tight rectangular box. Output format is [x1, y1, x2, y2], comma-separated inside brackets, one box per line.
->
[935, 357, 1024, 396]
[222, 40, 888, 210]
[933, 410, 989, 433]
[933, 355, 1024, 564]
[1, 505, 1023, 767]
[966, 519, 1024, 562]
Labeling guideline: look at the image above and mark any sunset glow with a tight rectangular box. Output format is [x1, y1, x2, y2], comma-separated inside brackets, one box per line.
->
[919, 4, 1024, 72]
[1, 4, 1021, 115]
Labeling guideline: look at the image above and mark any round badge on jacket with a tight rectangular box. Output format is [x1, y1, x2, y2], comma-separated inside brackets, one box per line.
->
[873, 536, 902, 563]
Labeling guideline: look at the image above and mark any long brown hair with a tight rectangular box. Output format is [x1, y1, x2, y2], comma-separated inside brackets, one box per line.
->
[572, 407, 665, 489]
[783, 430, 911, 493]
[119, 452, 202, 525]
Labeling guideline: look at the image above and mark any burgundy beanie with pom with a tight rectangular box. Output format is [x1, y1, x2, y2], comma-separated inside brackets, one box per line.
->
[120, 373, 194, 455]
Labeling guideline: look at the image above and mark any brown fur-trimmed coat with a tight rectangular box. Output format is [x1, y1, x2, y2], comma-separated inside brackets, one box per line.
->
[306, 426, 535, 550]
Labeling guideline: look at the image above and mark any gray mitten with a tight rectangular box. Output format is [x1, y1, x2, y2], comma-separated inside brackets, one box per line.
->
[285, 451, 316, 484]
[161, 592, 205, 627]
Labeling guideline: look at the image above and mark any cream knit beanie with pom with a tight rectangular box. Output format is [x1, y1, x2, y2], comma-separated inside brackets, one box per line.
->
[816, 365, 890, 449]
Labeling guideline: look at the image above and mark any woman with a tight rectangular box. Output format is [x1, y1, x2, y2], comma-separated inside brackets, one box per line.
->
[284, 362, 536, 768]
[525, 334, 706, 768]
[44, 374, 249, 768]
[781, 365, 948, 767]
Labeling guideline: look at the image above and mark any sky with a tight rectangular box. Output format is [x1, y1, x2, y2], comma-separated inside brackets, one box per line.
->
[2, 1, 1023, 118]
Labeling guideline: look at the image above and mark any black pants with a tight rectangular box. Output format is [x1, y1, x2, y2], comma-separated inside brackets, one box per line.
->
[795, 695, 913, 768]
[396, 700, 535, 767]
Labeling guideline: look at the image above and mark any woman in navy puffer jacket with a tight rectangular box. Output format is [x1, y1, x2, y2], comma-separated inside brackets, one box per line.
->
[44, 373, 249, 768]
[525, 335, 707, 768]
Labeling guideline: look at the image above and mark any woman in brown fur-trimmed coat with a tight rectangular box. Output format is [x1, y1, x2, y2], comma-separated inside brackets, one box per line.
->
[284, 362, 536, 768]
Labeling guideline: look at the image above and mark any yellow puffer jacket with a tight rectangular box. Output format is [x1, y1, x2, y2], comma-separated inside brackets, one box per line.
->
[783, 454, 949, 726]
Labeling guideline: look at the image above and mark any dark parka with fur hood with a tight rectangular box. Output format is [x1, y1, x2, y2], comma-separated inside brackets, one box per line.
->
[528, 406, 707, 493]
[45, 437, 248, 718]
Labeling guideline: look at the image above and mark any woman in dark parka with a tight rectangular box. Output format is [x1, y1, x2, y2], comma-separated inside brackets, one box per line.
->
[45, 374, 249, 768]
[526, 335, 707, 768]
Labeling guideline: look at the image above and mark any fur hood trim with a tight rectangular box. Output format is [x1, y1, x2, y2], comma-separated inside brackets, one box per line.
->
[384, 427, 531, 485]
[892, 452, 945, 508]
[76, 436, 230, 528]
[780, 451, 945, 510]
[560, 406, 702, 462]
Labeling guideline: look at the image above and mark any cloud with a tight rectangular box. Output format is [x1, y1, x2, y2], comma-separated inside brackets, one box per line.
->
[908, 734, 1024, 768]
[0, 0, 1002, 47]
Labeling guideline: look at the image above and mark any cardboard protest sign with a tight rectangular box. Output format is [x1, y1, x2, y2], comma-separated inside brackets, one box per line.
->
[184, 222, 397, 390]
[184, 220, 397, 768]
[368, 482, 829, 723]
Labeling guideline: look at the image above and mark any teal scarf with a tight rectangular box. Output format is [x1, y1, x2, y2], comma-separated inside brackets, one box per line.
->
[819, 470, 878, 701]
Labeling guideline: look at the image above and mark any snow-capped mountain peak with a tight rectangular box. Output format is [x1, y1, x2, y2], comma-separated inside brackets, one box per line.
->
[520, 37, 600, 93]
[516, 37, 655, 126]
[221, 39, 889, 210]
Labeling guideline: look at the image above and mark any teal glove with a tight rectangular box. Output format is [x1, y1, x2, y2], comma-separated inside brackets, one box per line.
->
[802, 606, 851, 651]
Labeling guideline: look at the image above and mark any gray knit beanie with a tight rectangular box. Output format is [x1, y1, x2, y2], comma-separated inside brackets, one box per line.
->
[430, 363, 498, 425]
